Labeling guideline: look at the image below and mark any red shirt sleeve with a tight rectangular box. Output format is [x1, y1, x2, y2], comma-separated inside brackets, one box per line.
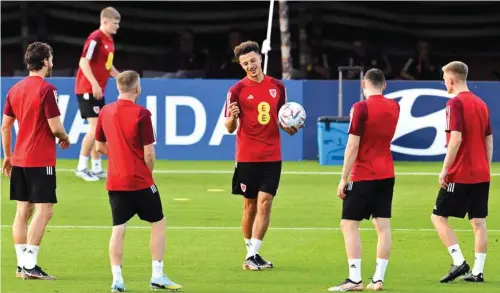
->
[42, 85, 61, 119]
[486, 108, 492, 136]
[95, 113, 106, 142]
[81, 35, 100, 60]
[224, 85, 240, 118]
[139, 108, 155, 146]
[348, 102, 368, 136]
[446, 99, 464, 133]
[277, 81, 288, 110]
[3, 93, 15, 117]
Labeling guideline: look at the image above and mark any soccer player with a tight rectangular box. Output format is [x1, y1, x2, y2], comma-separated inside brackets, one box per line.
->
[2, 42, 70, 280]
[94, 71, 182, 292]
[329, 68, 400, 291]
[224, 41, 300, 271]
[74, 6, 121, 181]
[431, 61, 492, 283]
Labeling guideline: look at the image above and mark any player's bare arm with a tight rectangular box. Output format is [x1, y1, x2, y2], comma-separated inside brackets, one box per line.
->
[95, 140, 108, 155]
[1, 114, 15, 177]
[79, 57, 103, 99]
[225, 102, 239, 133]
[439, 131, 462, 189]
[110, 65, 120, 78]
[47, 117, 70, 149]
[486, 134, 493, 165]
[337, 134, 361, 199]
[144, 143, 155, 171]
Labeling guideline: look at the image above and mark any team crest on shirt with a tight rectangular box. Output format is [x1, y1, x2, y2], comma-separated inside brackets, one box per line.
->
[269, 89, 277, 98]
[240, 183, 247, 192]
[93, 106, 100, 114]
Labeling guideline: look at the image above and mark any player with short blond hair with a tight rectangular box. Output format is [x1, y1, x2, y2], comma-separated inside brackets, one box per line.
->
[75, 6, 121, 181]
[431, 61, 492, 283]
[95, 70, 182, 292]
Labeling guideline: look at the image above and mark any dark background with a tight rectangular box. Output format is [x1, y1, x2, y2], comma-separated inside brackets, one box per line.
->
[2, 1, 500, 80]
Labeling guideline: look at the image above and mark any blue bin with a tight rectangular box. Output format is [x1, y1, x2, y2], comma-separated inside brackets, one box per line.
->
[317, 116, 350, 165]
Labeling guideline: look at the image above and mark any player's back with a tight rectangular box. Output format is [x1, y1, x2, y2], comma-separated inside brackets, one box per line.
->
[351, 95, 400, 181]
[6, 76, 57, 167]
[98, 100, 154, 190]
[448, 92, 491, 183]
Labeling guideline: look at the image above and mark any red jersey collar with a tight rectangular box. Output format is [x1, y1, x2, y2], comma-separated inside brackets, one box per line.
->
[244, 75, 268, 86]
[117, 98, 135, 104]
[367, 94, 384, 99]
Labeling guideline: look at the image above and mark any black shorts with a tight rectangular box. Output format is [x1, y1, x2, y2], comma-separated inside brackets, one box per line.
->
[10, 166, 57, 203]
[433, 182, 489, 219]
[232, 161, 282, 199]
[77, 93, 105, 119]
[108, 185, 164, 226]
[342, 178, 395, 221]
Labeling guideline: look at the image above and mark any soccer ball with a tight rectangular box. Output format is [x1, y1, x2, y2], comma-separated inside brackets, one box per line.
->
[278, 102, 306, 129]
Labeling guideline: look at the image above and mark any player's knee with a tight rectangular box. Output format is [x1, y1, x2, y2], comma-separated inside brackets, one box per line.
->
[340, 220, 357, 233]
[471, 219, 486, 232]
[16, 203, 34, 221]
[257, 200, 272, 216]
[151, 217, 166, 229]
[372, 218, 390, 233]
[431, 214, 444, 225]
[35, 204, 54, 221]
[111, 224, 126, 239]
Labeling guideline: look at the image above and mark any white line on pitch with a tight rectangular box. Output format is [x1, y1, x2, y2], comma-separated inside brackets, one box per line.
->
[53, 168, 500, 176]
[1, 225, 498, 232]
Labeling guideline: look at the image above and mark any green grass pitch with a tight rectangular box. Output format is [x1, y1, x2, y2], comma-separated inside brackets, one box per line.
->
[1, 160, 499, 293]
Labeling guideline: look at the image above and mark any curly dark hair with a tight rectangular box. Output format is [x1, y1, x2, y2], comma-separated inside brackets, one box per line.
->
[234, 41, 260, 59]
[24, 42, 53, 71]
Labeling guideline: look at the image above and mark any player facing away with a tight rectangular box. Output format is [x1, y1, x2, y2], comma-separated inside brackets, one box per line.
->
[225, 41, 300, 271]
[2, 42, 70, 280]
[329, 69, 400, 292]
[74, 7, 121, 181]
[95, 71, 182, 292]
[431, 61, 492, 283]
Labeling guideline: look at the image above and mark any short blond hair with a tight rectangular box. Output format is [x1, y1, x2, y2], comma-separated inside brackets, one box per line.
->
[101, 7, 121, 20]
[117, 70, 140, 93]
[442, 61, 468, 81]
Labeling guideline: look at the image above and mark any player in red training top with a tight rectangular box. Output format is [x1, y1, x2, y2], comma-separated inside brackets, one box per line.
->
[94, 71, 182, 292]
[224, 41, 301, 271]
[2, 42, 70, 280]
[330, 69, 400, 292]
[74, 7, 121, 182]
[431, 61, 492, 284]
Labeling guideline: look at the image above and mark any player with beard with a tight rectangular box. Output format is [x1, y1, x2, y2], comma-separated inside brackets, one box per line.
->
[2, 42, 70, 280]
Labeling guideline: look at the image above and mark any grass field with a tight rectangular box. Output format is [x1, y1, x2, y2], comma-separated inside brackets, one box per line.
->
[1, 160, 499, 293]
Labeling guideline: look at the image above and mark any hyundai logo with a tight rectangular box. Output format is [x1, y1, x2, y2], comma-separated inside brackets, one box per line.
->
[385, 88, 453, 156]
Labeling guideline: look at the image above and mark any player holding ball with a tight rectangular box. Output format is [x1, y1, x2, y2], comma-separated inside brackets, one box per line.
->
[224, 40, 305, 271]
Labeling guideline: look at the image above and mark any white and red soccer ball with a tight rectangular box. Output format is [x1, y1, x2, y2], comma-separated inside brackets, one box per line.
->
[278, 102, 306, 129]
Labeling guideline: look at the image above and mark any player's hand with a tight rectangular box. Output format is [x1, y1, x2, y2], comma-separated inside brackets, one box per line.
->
[228, 102, 239, 118]
[58, 136, 70, 150]
[439, 169, 448, 189]
[2, 157, 12, 178]
[337, 178, 348, 200]
[281, 123, 303, 136]
[92, 82, 103, 100]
